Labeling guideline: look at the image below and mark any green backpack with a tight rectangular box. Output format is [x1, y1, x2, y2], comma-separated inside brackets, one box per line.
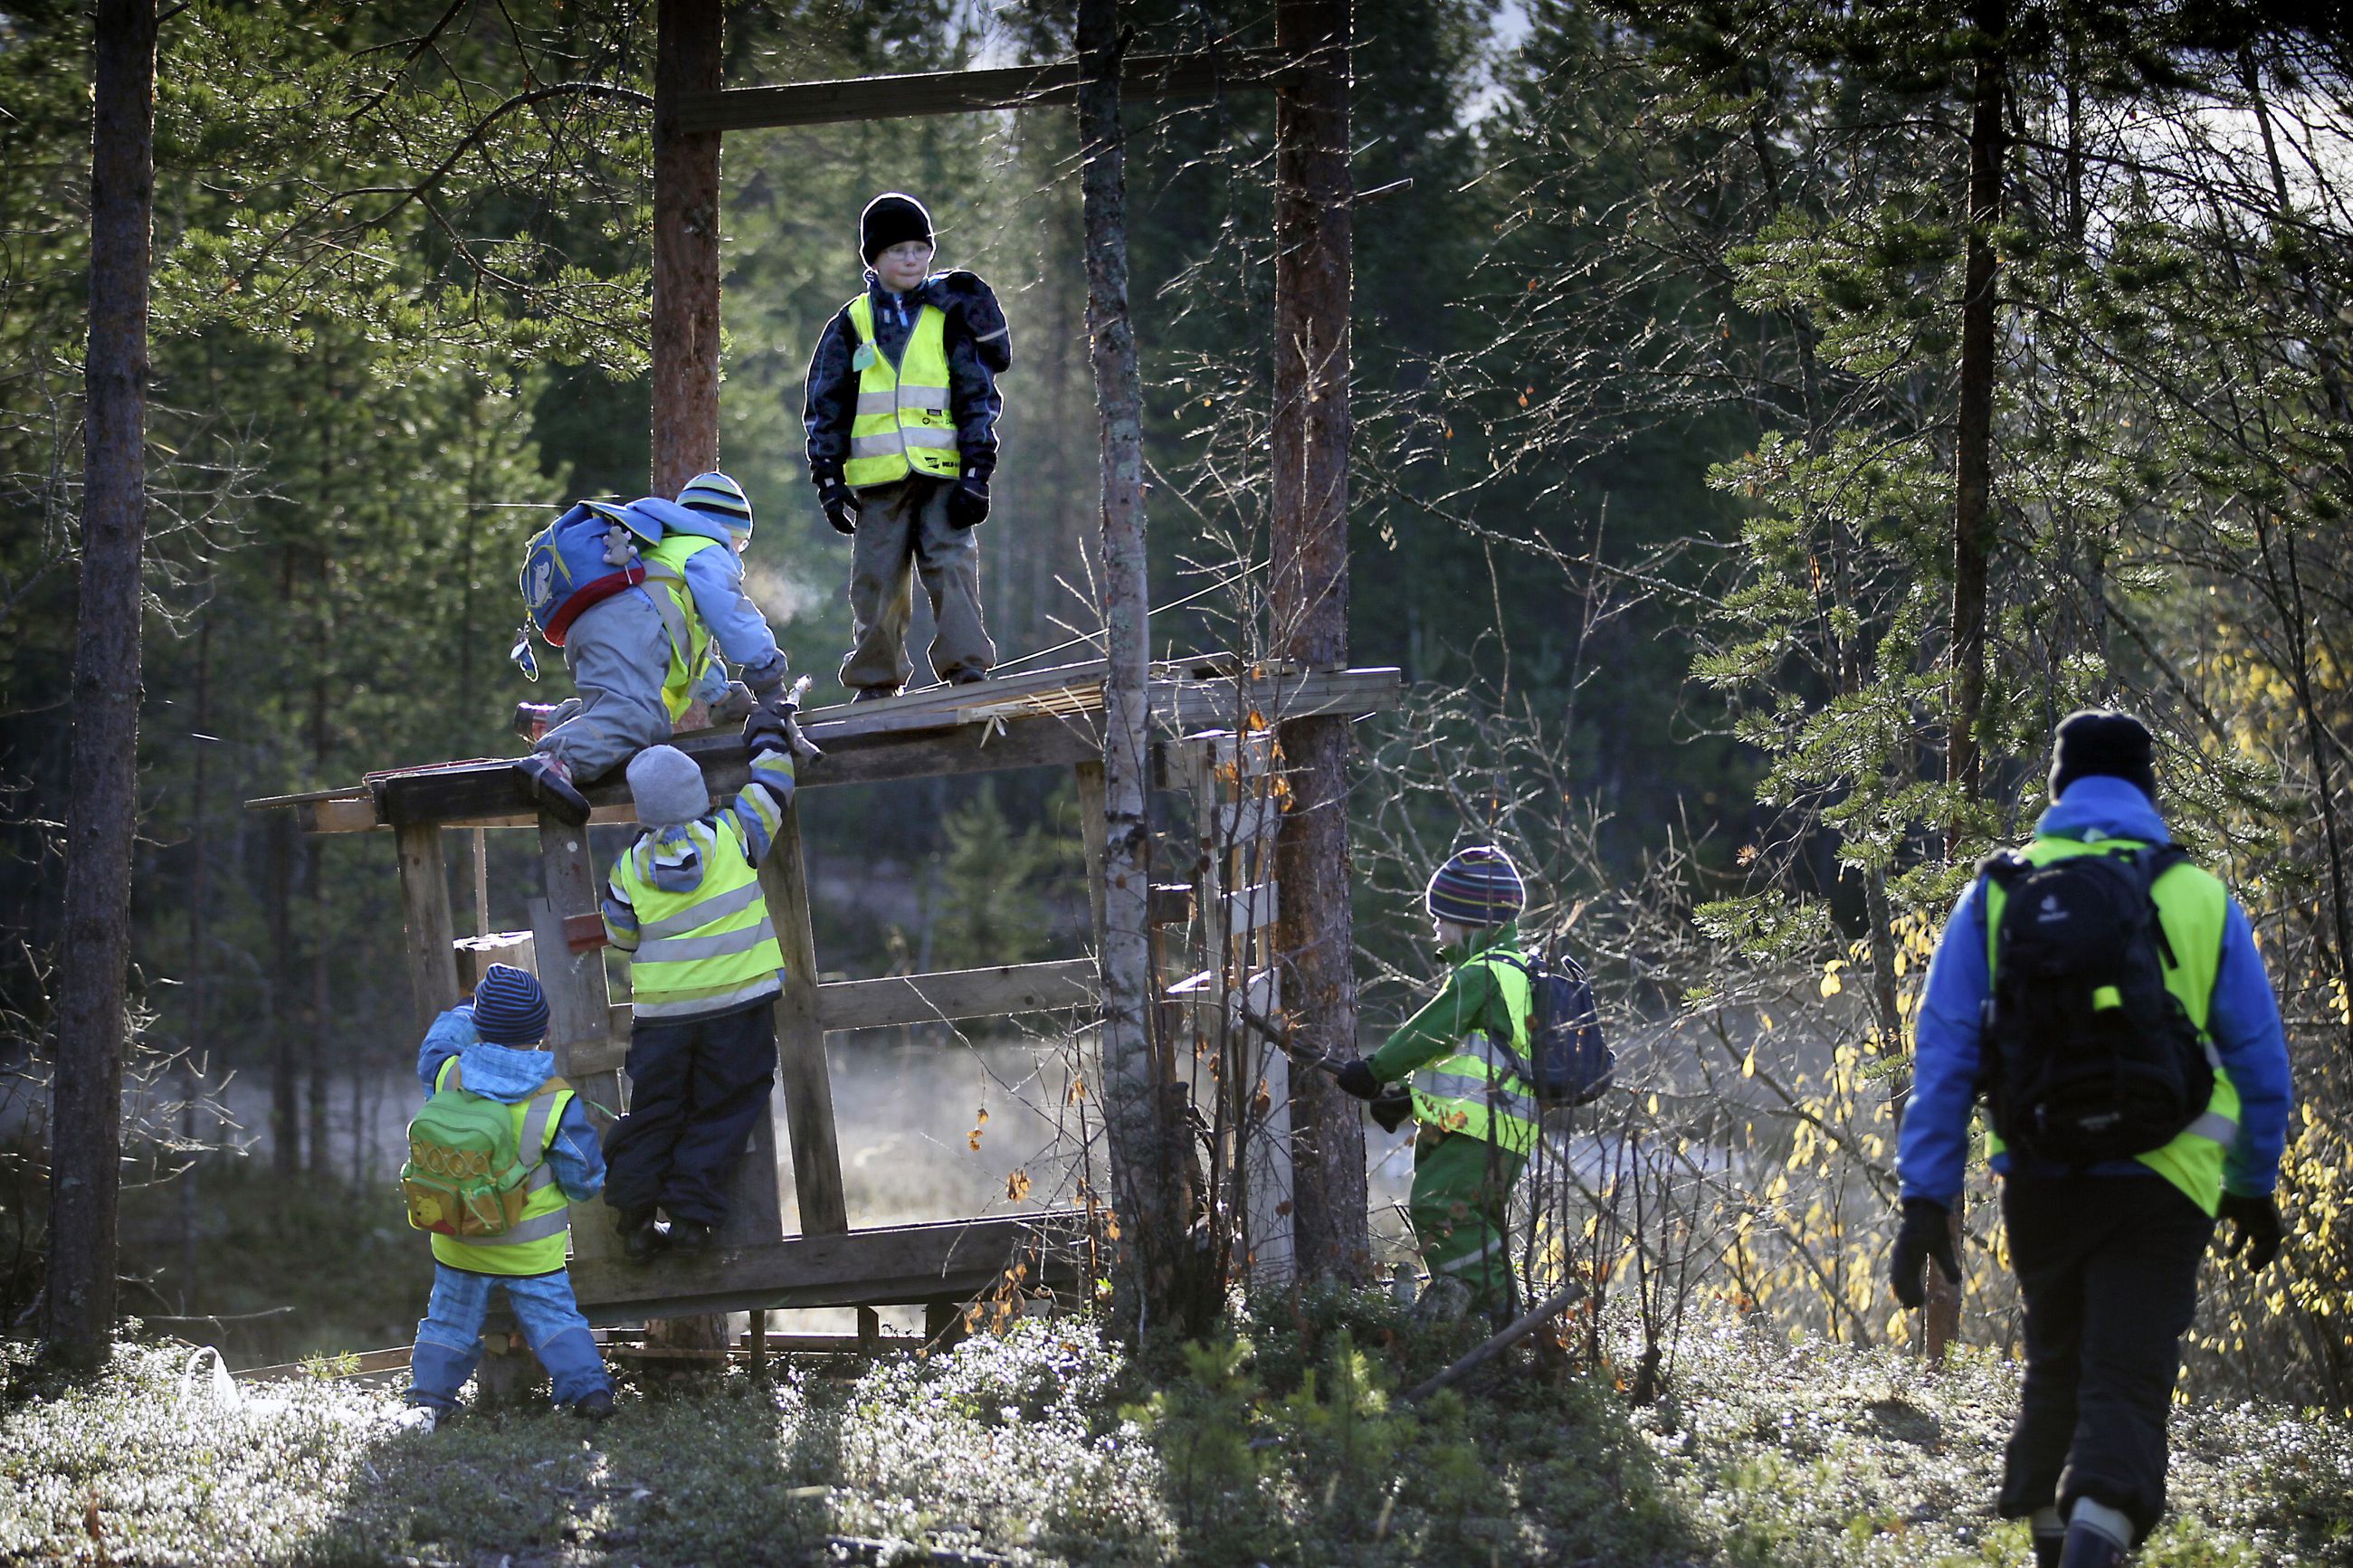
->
[399, 1061, 558, 1240]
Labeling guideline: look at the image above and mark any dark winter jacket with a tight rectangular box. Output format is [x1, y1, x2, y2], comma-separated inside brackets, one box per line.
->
[803, 270, 1008, 489]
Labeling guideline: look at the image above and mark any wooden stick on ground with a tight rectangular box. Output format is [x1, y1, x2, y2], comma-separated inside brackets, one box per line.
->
[1400, 1281, 1586, 1404]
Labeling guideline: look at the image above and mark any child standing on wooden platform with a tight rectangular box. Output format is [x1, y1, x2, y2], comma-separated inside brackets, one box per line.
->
[398, 965, 613, 1430]
[599, 708, 801, 1259]
[803, 192, 1012, 700]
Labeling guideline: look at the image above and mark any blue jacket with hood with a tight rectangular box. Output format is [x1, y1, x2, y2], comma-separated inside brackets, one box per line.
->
[620, 496, 790, 692]
[1895, 774, 2293, 1208]
[416, 1006, 606, 1202]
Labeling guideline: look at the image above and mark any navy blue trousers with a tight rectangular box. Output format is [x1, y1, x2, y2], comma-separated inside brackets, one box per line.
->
[603, 998, 776, 1226]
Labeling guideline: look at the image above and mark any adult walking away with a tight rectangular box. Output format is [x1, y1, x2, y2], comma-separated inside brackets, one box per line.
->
[1891, 710, 2292, 1568]
[1332, 846, 1542, 1321]
[803, 192, 1011, 699]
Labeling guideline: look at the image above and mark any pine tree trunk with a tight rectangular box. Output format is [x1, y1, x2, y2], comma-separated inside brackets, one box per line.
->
[1079, 0, 1206, 1341]
[44, 0, 156, 1372]
[1929, 0, 2008, 1361]
[1271, 0, 1368, 1288]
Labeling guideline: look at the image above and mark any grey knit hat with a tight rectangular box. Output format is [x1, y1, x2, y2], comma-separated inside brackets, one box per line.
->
[625, 745, 710, 828]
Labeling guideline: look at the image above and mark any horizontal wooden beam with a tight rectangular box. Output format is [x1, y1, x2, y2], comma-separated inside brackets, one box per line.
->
[816, 957, 1098, 1032]
[567, 958, 1099, 1075]
[568, 1211, 1086, 1324]
[252, 667, 1407, 832]
[680, 49, 1288, 134]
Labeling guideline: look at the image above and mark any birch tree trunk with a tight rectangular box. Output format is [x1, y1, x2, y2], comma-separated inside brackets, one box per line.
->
[1079, 0, 1205, 1340]
[44, 0, 156, 1372]
[1271, 0, 1368, 1287]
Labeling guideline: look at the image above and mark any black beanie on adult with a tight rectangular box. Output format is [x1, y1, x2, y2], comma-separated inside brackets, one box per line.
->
[860, 192, 934, 264]
[2049, 708, 2158, 802]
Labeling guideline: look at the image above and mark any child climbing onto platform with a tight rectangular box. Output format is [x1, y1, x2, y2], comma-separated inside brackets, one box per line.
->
[513, 471, 797, 823]
[398, 965, 614, 1430]
[599, 706, 803, 1259]
[803, 191, 1012, 700]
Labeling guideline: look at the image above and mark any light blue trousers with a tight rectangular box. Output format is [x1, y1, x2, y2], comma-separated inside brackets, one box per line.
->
[536, 587, 674, 784]
[406, 1263, 611, 1411]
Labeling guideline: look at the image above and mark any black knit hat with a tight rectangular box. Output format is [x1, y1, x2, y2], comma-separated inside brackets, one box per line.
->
[860, 192, 934, 264]
[2049, 708, 2158, 802]
[472, 964, 549, 1046]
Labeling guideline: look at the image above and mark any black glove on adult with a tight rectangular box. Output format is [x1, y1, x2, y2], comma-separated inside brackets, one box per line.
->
[2217, 1191, 2284, 1271]
[1334, 1059, 1382, 1101]
[1889, 1197, 1961, 1310]
[1369, 1088, 1414, 1135]
[818, 478, 860, 537]
[945, 479, 990, 529]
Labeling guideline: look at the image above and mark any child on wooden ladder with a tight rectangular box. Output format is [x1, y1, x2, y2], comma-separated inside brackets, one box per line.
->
[397, 965, 613, 1430]
[512, 471, 798, 823]
[599, 707, 802, 1259]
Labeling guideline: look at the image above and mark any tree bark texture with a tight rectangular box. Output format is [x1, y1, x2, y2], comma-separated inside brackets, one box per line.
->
[1270, 0, 1367, 1288]
[1928, 0, 2008, 1361]
[647, 0, 727, 1357]
[652, 0, 722, 496]
[44, 0, 156, 1372]
[1079, 0, 1207, 1342]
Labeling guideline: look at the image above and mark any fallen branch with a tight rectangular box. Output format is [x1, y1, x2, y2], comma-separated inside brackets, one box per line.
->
[1402, 1281, 1586, 1404]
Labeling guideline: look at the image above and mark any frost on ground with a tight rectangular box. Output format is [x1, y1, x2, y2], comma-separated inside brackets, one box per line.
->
[0, 1306, 2347, 1566]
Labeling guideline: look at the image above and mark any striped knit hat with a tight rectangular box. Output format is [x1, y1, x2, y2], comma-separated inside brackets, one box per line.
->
[1424, 845, 1527, 927]
[472, 964, 549, 1046]
[678, 471, 754, 538]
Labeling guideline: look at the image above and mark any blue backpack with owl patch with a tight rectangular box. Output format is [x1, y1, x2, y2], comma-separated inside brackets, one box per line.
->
[519, 501, 647, 648]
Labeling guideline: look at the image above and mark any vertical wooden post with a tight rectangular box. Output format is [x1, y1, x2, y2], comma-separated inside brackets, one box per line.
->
[532, 817, 622, 1272]
[1075, 760, 1109, 946]
[757, 797, 850, 1235]
[395, 823, 461, 1034]
[1271, 0, 1368, 1288]
[652, 0, 722, 495]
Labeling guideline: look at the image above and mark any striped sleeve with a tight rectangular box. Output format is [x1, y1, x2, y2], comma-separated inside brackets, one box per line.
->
[602, 856, 642, 952]
[725, 749, 795, 868]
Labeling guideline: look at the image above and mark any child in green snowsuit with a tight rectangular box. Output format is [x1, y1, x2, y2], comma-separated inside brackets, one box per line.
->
[1336, 845, 1541, 1318]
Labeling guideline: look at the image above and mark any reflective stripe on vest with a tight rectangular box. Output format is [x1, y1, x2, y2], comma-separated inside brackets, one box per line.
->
[1411, 949, 1541, 1155]
[427, 1058, 576, 1276]
[640, 534, 719, 723]
[616, 819, 784, 1020]
[842, 294, 961, 488]
[1983, 835, 2237, 1215]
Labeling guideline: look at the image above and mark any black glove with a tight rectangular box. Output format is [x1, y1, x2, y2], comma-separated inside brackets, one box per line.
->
[1369, 1088, 1414, 1135]
[1889, 1197, 1961, 1310]
[944, 479, 990, 529]
[818, 478, 860, 536]
[2217, 1191, 2284, 1271]
[1334, 1059, 1381, 1101]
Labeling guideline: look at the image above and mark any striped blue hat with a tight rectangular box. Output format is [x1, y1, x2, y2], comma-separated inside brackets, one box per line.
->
[1425, 845, 1527, 927]
[678, 471, 754, 537]
[472, 964, 549, 1046]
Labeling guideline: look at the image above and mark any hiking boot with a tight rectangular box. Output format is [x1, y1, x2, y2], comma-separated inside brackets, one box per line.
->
[618, 1211, 669, 1263]
[951, 670, 989, 687]
[515, 754, 590, 825]
[669, 1219, 714, 1256]
[391, 1402, 441, 1434]
[570, 1389, 616, 1422]
[512, 701, 567, 742]
[848, 685, 900, 703]
[2056, 1527, 2127, 1568]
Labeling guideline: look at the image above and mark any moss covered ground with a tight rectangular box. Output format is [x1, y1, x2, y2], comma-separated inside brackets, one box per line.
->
[1, 1296, 2347, 1566]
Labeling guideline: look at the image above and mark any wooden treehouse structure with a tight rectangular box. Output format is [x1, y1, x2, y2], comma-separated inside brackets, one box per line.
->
[249, 0, 1375, 1353]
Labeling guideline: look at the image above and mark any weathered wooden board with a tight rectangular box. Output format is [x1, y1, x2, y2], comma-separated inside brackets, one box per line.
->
[679, 51, 1287, 134]
[761, 794, 848, 1237]
[816, 959, 1098, 1033]
[569, 1212, 1086, 1323]
[395, 824, 460, 1032]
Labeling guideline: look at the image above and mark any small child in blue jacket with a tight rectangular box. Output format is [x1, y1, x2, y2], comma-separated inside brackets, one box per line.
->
[399, 965, 614, 1430]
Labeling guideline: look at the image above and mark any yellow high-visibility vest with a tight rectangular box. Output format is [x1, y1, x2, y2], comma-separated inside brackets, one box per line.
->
[612, 818, 785, 1021]
[425, 1059, 576, 1277]
[1984, 836, 2238, 1215]
[843, 292, 960, 488]
[1411, 950, 1542, 1155]
[640, 533, 719, 722]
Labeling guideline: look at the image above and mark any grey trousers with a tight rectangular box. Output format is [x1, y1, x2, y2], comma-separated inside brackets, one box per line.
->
[534, 587, 672, 784]
[839, 477, 996, 693]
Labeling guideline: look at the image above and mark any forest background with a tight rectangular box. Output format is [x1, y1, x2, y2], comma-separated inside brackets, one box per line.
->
[2, 0, 2349, 1411]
